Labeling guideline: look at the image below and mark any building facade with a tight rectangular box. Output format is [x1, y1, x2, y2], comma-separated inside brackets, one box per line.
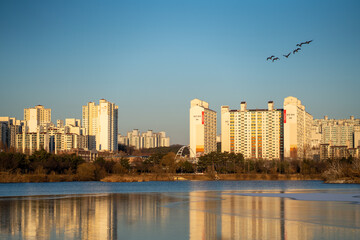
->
[221, 101, 284, 160]
[16, 118, 87, 154]
[312, 116, 360, 148]
[24, 105, 51, 133]
[283, 96, 313, 159]
[82, 99, 118, 152]
[118, 129, 170, 150]
[311, 116, 360, 160]
[0, 117, 24, 150]
[82, 102, 99, 150]
[189, 99, 217, 158]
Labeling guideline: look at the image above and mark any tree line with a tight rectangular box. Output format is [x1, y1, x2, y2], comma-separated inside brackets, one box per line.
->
[1, 148, 359, 182]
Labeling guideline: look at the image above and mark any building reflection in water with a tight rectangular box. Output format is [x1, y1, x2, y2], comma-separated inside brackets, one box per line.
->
[0, 191, 359, 240]
[0, 194, 171, 240]
[188, 191, 360, 240]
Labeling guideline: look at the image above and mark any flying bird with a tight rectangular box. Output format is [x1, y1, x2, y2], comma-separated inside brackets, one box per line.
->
[272, 57, 279, 62]
[293, 48, 301, 54]
[267, 55, 275, 61]
[283, 52, 291, 58]
[296, 43, 304, 47]
[304, 40, 313, 44]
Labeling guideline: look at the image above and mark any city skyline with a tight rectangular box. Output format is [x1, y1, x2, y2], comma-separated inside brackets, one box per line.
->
[1, 0, 360, 144]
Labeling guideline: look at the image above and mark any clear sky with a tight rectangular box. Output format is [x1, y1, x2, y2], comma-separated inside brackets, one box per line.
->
[1, 0, 360, 144]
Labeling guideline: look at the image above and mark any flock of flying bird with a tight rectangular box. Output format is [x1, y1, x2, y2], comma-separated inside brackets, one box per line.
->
[267, 40, 313, 62]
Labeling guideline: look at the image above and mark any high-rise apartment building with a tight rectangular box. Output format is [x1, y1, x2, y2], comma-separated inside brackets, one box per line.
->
[313, 116, 360, 148]
[189, 99, 217, 158]
[0, 117, 24, 149]
[16, 131, 50, 154]
[16, 118, 87, 154]
[24, 105, 51, 133]
[98, 99, 118, 151]
[118, 129, 170, 149]
[221, 101, 284, 160]
[82, 102, 99, 150]
[311, 116, 360, 160]
[82, 99, 118, 152]
[283, 96, 313, 159]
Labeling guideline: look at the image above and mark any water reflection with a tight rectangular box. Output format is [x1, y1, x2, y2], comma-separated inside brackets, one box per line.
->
[0, 191, 359, 240]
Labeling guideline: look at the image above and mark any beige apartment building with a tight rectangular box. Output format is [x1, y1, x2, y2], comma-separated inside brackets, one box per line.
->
[283, 96, 313, 159]
[118, 129, 170, 149]
[16, 118, 87, 154]
[24, 105, 51, 133]
[82, 99, 118, 152]
[189, 99, 217, 158]
[0, 117, 24, 149]
[313, 116, 360, 148]
[221, 101, 284, 160]
[312, 116, 360, 160]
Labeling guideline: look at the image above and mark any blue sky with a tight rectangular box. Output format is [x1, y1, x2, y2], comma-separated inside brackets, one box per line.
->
[1, 0, 360, 144]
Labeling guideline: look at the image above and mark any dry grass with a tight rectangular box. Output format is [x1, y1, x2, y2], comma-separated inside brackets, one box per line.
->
[101, 173, 322, 182]
[0, 173, 76, 183]
[0, 172, 331, 183]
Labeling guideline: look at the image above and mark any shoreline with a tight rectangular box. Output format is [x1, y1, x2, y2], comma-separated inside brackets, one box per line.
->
[0, 173, 325, 183]
[101, 173, 323, 182]
[1, 172, 358, 183]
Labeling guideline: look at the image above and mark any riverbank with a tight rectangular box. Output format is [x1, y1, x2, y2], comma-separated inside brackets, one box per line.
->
[0, 172, 324, 183]
[101, 173, 323, 182]
[0, 172, 76, 183]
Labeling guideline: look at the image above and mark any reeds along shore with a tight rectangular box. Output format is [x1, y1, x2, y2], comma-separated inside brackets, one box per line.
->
[0, 172, 322, 183]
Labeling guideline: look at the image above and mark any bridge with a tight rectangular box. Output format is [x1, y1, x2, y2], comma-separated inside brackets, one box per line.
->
[175, 145, 198, 163]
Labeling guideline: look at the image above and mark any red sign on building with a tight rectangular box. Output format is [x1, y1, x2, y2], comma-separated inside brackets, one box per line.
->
[202, 111, 204, 125]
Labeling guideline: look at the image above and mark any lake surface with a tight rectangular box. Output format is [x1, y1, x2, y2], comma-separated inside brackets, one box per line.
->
[0, 180, 359, 240]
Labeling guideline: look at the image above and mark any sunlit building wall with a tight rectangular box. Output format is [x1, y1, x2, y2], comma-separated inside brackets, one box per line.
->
[312, 116, 360, 148]
[221, 101, 284, 160]
[189, 99, 217, 158]
[24, 105, 51, 133]
[284, 96, 313, 159]
[82, 102, 99, 150]
[97, 99, 118, 151]
[16, 120, 87, 154]
[16, 131, 50, 154]
[118, 129, 170, 150]
[82, 99, 118, 151]
[0, 117, 24, 149]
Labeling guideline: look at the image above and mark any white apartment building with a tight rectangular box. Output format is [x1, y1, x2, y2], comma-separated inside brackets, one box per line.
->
[0, 117, 24, 149]
[309, 116, 360, 160]
[24, 105, 51, 133]
[312, 116, 360, 148]
[189, 99, 217, 158]
[82, 99, 118, 152]
[16, 118, 87, 154]
[355, 128, 360, 149]
[16, 131, 50, 154]
[221, 101, 284, 160]
[82, 102, 99, 150]
[284, 96, 313, 159]
[118, 129, 170, 149]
